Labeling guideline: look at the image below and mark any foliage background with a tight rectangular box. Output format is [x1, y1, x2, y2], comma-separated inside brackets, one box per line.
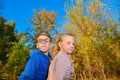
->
[0, 0, 120, 80]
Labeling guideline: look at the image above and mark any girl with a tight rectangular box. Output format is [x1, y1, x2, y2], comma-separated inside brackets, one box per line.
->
[47, 34, 75, 80]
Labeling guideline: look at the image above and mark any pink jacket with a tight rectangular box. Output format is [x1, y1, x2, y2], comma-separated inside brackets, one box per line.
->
[47, 52, 74, 80]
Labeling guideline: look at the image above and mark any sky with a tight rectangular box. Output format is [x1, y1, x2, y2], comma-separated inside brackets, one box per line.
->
[1, 0, 120, 33]
[2, 0, 66, 33]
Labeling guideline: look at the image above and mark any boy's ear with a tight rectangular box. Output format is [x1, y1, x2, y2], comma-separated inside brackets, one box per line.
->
[50, 43, 52, 48]
[36, 43, 38, 48]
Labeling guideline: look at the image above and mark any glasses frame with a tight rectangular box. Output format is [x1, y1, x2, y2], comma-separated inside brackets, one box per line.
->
[37, 38, 50, 44]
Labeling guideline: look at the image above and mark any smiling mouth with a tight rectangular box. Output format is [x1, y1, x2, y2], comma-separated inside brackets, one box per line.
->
[42, 46, 46, 47]
[41, 47, 45, 48]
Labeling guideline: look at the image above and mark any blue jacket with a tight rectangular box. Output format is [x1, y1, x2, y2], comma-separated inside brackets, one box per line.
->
[18, 49, 51, 80]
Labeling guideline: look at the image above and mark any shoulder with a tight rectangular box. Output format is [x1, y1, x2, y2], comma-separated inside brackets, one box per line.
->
[56, 52, 69, 60]
[28, 49, 43, 63]
[30, 49, 42, 57]
[54, 52, 70, 64]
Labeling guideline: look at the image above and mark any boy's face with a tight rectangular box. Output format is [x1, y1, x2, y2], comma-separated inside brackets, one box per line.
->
[59, 36, 75, 54]
[36, 35, 52, 54]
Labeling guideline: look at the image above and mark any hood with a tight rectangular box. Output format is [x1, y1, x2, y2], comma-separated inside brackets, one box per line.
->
[30, 49, 51, 58]
[30, 49, 41, 57]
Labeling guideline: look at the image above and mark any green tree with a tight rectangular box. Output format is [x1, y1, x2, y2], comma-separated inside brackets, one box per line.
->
[2, 34, 30, 79]
[65, 0, 120, 80]
[0, 17, 30, 79]
[0, 17, 17, 63]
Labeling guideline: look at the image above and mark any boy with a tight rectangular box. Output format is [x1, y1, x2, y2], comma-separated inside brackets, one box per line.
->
[19, 33, 52, 80]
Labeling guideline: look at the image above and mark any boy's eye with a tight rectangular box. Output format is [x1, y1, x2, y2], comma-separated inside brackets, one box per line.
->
[38, 39, 50, 43]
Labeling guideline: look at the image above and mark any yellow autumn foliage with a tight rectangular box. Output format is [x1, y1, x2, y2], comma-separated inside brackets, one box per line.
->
[65, 0, 120, 80]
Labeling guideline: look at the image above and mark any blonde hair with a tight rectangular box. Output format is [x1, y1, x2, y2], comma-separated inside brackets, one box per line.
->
[52, 33, 73, 58]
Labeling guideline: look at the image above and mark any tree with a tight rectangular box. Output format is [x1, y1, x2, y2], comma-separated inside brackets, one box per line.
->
[0, 9, 59, 79]
[0, 17, 17, 63]
[1, 34, 30, 79]
[64, 0, 120, 79]
[28, 9, 59, 45]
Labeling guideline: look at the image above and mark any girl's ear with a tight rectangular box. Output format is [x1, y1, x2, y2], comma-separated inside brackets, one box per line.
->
[58, 42, 62, 47]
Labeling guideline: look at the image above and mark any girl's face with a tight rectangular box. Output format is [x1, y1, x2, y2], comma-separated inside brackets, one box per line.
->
[59, 35, 75, 54]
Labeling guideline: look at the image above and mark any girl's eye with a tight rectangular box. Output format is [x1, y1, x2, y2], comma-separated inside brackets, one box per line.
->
[67, 42, 75, 46]
[67, 42, 71, 44]
[72, 43, 75, 46]
[67, 42, 73, 45]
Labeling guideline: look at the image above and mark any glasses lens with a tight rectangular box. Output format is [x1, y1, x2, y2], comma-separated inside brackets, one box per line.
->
[38, 39, 50, 43]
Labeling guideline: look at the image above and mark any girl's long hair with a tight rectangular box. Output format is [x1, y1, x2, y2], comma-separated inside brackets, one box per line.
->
[52, 35, 61, 58]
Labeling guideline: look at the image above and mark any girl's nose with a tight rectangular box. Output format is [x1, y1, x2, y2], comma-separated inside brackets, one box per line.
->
[71, 44, 74, 48]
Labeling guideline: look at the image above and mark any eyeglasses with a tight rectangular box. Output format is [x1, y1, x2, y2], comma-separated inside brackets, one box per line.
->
[37, 39, 50, 44]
